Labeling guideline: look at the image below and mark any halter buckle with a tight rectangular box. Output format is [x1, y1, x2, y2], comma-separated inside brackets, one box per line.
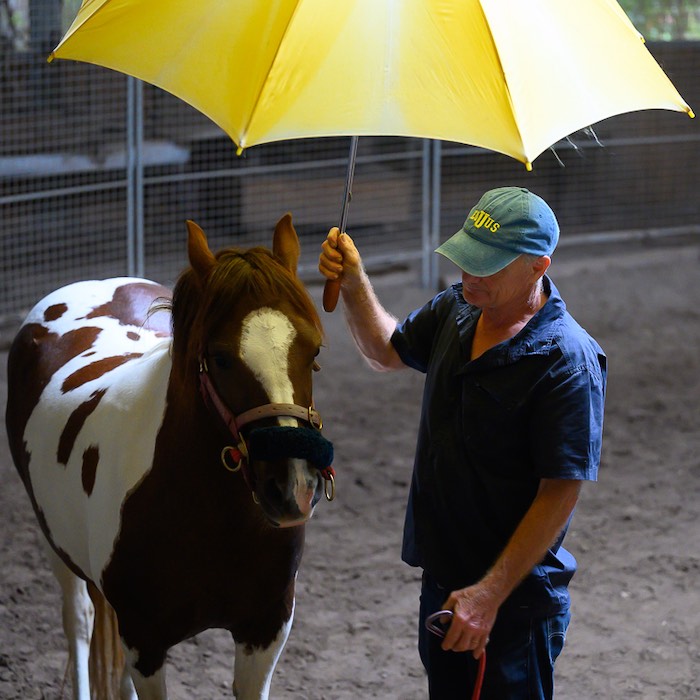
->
[308, 406, 322, 430]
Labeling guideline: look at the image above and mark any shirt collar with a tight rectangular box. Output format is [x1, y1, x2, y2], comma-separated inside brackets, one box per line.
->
[453, 275, 567, 365]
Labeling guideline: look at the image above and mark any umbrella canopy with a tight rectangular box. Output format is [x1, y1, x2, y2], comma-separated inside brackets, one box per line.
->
[50, 0, 693, 169]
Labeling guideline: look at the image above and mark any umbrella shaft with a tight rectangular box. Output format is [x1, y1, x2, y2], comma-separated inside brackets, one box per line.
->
[339, 136, 359, 232]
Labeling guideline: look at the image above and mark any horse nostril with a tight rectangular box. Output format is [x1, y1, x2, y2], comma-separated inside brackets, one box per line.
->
[264, 476, 284, 505]
[311, 475, 323, 506]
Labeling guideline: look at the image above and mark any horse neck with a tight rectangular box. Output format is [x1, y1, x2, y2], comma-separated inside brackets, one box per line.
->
[166, 352, 208, 429]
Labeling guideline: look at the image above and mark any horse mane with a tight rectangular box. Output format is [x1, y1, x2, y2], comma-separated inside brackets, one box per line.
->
[169, 245, 322, 376]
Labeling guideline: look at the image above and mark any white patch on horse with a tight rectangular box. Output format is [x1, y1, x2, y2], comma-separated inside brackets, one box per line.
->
[233, 598, 295, 698]
[239, 309, 297, 428]
[123, 646, 163, 698]
[23, 278, 171, 584]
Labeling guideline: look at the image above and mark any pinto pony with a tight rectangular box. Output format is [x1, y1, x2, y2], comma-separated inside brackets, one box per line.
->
[5, 215, 335, 699]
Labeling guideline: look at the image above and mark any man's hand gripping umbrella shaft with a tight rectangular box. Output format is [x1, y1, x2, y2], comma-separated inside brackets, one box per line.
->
[320, 227, 353, 311]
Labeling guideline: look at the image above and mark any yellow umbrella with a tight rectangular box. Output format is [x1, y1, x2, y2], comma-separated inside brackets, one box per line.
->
[50, 0, 692, 167]
[49, 0, 693, 310]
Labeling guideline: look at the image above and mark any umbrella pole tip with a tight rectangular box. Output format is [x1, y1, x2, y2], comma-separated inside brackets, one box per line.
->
[236, 145, 244, 156]
[47, 52, 55, 64]
[525, 161, 533, 172]
[687, 108, 695, 119]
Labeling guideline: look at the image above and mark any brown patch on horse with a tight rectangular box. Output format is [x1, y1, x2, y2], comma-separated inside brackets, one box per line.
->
[6, 324, 102, 478]
[61, 354, 142, 393]
[57, 389, 107, 465]
[81, 446, 100, 496]
[102, 405, 301, 676]
[84, 282, 172, 336]
[44, 303, 68, 322]
[127, 331, 140, 341]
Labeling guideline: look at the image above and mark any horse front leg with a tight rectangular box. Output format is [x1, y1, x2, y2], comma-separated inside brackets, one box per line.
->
[232, 607, 294, 699]
[44, 545, 94, 700]
[127, 668, 167, 700]
[120, 668, 138, 700]
[122, 647, 168, 700]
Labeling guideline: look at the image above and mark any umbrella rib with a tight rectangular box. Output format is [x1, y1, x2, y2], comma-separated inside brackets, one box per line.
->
[236, 1, 305, 154]
[476, 1, 531, 169]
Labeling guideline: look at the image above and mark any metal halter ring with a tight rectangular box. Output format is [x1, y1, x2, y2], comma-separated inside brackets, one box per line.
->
[221, 445, 243, 473]
[324, 472, 336, 502]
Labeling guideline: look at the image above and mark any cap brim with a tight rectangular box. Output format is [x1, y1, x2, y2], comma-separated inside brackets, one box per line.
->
[435, 230, 520, 277]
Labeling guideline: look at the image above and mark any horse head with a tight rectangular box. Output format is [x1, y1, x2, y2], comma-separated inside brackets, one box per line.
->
[172, 214, 333, 528]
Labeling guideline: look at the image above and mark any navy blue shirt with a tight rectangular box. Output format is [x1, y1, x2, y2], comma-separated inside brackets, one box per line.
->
[391, 276, 606, 616]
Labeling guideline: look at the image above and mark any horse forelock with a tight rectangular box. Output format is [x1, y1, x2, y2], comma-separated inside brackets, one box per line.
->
[171, 246, 322, 372]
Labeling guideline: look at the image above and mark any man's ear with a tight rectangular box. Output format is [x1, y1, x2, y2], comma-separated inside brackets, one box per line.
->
[533, 255, 551, 278]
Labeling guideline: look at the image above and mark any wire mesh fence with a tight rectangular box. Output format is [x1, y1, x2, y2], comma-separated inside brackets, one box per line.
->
[2, 24, 699, 331]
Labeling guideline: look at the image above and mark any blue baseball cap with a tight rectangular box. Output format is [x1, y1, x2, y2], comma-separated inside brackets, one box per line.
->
[435, 187, 559, 277]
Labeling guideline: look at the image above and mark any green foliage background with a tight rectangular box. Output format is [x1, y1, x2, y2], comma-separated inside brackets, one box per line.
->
[618, 0, 700, 40]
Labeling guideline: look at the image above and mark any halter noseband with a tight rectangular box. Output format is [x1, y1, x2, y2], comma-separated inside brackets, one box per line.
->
[198, 356, 335, 501]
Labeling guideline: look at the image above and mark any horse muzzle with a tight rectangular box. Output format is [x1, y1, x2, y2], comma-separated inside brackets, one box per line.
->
[227, 426, 332, 527]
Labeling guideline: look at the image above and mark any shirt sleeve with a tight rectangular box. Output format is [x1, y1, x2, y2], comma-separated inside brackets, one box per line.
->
[390, 289, 452, 373]
[531, 355, 607, 481]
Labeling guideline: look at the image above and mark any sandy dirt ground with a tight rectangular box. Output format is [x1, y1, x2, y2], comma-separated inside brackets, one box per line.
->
[1, 241, 699, 699]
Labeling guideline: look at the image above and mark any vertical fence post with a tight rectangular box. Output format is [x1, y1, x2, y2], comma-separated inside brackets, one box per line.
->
[429, 140, 442, 290]
[421, 139, 432, 289]
[126, 76, 145, 278]
[421, 139, 442, 290]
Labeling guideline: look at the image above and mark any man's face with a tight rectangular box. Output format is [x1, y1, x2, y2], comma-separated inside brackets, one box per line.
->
[460, 255, 543, 310]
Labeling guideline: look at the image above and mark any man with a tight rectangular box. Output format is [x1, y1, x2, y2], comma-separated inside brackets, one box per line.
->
[318, 187, 607, 699]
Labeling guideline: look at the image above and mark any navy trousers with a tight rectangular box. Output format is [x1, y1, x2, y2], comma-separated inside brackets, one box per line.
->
[419, 573, 571, 699]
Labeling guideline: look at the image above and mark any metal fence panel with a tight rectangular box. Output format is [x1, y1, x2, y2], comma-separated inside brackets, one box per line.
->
[2, 17, 699, 330]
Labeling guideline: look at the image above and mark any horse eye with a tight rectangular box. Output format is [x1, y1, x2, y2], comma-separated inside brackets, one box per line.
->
[312, 347, 321, 372]
[212, 353, 234, 370]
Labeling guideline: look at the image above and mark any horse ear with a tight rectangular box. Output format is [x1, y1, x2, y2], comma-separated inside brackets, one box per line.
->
[186, 220, 216, 281]
[273, 213, 300, 276]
